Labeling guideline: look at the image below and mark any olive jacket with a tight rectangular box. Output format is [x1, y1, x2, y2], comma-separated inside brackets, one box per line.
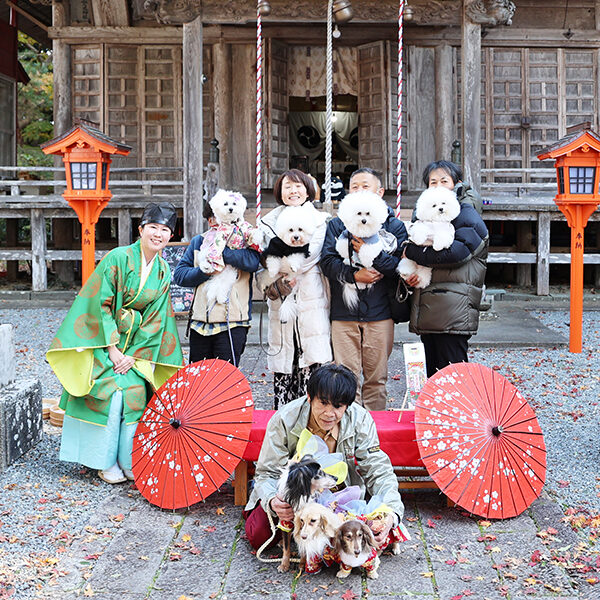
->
[245, 397, 405, 520]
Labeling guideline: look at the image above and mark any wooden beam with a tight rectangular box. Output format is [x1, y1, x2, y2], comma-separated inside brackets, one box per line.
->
[6, 0, 48, 32]
[182, 16, 204, 240]
[461, 7, 481, 191]
[435, 44, 454, 161]
[90, 0, 130, 27]
[48, 25, 182, 43]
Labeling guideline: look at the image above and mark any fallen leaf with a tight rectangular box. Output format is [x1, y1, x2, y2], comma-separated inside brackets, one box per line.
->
[83, 584, 94, 597]
[177, 596, 194, 600]
[420, 571, 434, 578]
[341, 590, 357, 600]
[426, 519, 436, 528]
[114, 554, 126, 562]
[216, 507, 225, 515]
[182, 534, 191, 542]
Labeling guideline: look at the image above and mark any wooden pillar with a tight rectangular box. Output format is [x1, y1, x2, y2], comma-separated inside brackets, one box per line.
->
[461, 5, 481, 190]
[183, 16, 204, 240]
[213, 42, 232, 189]
[595, 223, 600, 288]
[52, 3, 71, 136]
[5, 219, 18, 281]
[52, 2, 73, 282]
[30, 209, 47, 292]
[435, 44, 454, 162]
[516, 221, 532, 287]
[536, 212, 551, 295]
[118, 208, 131, 246]
[52, 219, 74, 284]
[231, 45, 256, 194]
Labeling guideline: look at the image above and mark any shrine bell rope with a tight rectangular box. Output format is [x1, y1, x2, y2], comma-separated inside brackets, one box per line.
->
[324, 0, 334, 206]
[256, 4, 263, 222]
[396, 0, 405, 216]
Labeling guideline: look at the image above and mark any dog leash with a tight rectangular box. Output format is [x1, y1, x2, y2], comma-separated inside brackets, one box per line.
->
[255, 508, 301, 564]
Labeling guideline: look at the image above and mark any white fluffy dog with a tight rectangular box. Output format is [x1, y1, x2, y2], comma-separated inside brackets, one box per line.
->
[334, 191, 393, 310]
[198, 190, 262, 305]
[397, 186, 461, 289]
[262, 203, 323, 322]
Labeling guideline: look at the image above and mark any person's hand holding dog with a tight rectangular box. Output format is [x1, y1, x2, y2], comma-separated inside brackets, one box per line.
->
[354, 268, 383, 284]
[270, 495, 294, 522]
[371, 512, 395, 549]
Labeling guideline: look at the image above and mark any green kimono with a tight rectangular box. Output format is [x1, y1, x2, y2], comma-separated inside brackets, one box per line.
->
[47, 239, 183, 426]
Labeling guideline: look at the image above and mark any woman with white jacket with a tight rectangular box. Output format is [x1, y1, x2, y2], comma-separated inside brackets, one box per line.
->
[257, 169, 332, 409]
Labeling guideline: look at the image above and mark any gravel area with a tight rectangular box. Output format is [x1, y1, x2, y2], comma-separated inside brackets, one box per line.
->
[1, 307, 599, 597]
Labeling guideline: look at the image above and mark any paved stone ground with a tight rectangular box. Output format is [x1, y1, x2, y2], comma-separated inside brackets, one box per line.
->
[32, 337, 599, 600]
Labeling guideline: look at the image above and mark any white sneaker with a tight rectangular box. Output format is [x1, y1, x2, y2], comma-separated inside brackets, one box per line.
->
[98, 463, 127, 484]
[122, 468, 134, 481]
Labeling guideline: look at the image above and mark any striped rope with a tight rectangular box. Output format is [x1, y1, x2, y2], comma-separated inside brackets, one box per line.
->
[256, 6, 263, 222]
[324, 0, 334, 209]
[396, 0, 404, 217]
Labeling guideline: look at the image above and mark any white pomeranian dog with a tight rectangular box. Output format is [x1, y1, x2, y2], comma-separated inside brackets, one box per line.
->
[397, 186, 461, 289]
[334, 191, 393, 310]
[262, 203, 324, 322]
[199, 190, 262, 305]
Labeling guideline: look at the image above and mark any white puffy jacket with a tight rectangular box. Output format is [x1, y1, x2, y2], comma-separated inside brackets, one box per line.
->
[256, 203, 332, 374]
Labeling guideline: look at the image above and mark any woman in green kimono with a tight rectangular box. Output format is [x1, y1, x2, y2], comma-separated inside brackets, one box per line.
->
[47, 202, 184, 484]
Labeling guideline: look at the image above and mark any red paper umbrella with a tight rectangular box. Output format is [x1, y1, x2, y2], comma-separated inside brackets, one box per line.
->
[414, 362, 546, 519]
[132, 359, 254, 509]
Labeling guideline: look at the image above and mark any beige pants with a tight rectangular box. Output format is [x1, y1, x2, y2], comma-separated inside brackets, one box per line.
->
[331, 319, 394, 411]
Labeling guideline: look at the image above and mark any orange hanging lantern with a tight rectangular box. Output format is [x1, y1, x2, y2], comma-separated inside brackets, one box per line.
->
[537, 122, 600, 353]
[41, 124, 131, 285]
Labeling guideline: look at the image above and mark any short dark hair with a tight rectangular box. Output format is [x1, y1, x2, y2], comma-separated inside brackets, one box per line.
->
[306, 363, 357, 408]
[202, 201, 214, 220]
[422, 160, 463, 187]
[349, 167, 383, 188]
[273, 169, 316, 205]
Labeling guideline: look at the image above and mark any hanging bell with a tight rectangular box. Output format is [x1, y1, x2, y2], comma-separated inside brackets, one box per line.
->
[257, 0, 271, 17]
[332, 0, 353, 24]
[403, 2, 415, 21]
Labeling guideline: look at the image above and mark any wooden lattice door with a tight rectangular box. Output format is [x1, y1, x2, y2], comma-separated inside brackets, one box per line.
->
[483, 47, 599, 180]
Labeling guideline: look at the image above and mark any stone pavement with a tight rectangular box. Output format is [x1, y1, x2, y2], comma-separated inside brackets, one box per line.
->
[37, 479, 589, 600]
[35, 306, 597, 600]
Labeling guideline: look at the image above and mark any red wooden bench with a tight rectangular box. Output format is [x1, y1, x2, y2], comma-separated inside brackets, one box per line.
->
[233, 409, 435, 506]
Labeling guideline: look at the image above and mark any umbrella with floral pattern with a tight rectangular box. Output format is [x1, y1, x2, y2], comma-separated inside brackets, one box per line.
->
[414, 362, 546, 519]
[132, 359, 254, 509]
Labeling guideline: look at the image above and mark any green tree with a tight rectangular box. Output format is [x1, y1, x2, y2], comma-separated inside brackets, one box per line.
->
[17, 33, 53, 167]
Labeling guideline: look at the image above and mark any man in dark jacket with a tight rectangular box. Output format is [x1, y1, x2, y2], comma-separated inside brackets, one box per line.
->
[320, 168, 408, 410]
[405, 161, 488, 377]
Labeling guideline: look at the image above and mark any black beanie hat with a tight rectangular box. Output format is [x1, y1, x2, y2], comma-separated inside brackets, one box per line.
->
[139, 202, 178, 233]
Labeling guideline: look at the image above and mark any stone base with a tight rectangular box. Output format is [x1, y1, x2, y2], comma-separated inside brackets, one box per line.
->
[0, 378, 43, 471]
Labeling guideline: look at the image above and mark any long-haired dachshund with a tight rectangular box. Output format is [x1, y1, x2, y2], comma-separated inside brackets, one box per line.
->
[332, 519, 381, 579]
[276, 456, 337, 572]
[293, 502, 342, 574]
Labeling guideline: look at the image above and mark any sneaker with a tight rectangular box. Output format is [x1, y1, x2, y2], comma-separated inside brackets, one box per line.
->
[122, 468, 134, 481]
[98, 463, 127, 484]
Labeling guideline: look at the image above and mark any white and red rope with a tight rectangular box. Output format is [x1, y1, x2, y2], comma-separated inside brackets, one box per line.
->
[256, 5, 263, 222]
[324, 0, 334, 208]
[396, 0, 405, 217]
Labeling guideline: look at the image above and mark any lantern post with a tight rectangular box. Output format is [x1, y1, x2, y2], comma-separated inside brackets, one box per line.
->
[41, 124, 131, 285]
[537, 122, 600, 353]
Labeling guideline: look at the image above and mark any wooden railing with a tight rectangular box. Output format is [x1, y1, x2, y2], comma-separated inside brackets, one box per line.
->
[481, 167, 557, 196]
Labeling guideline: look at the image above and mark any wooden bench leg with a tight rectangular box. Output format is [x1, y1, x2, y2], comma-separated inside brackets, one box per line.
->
[233, 460, 249, 506]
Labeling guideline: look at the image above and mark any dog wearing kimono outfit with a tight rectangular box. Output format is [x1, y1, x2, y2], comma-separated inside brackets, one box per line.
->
[198, 190, 263, 305]
[47, 203, 184, 484]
